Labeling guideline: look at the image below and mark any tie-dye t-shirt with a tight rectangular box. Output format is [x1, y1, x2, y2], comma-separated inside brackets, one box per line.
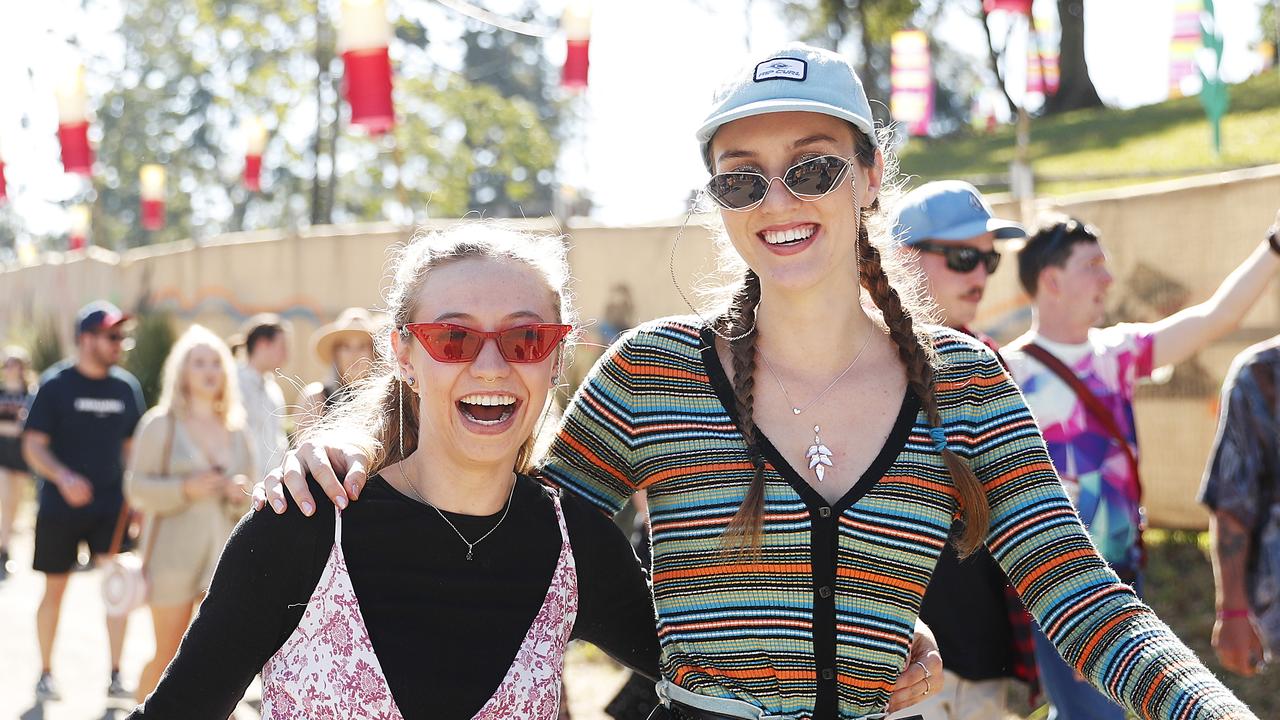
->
[1005, 325, 1156, 571]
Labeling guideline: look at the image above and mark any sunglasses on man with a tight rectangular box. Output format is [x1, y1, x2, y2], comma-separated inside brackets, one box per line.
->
[911, 242, 1002, 274]
[400, 323, 572, 364]
[705, 154, 854, 212]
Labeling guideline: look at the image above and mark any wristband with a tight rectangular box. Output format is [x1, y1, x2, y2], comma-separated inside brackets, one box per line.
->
[1217, 608, 1250, 620]
[1268, 225, 1280, 256]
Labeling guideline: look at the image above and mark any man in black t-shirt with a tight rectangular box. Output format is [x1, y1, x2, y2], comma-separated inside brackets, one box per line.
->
[22, 301, 145, 701]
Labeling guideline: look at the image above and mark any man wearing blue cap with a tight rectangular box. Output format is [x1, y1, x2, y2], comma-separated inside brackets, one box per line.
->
[22, 300, 146, 701]
[892, 182, 1034, 720]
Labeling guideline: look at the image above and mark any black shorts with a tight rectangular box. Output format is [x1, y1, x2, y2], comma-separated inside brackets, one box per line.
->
[0, 436, 27, 472]
[33, 505, 134, 574]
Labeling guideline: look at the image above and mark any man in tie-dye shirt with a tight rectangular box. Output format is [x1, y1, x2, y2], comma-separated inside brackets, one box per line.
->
[1003, 212, 1280, 720]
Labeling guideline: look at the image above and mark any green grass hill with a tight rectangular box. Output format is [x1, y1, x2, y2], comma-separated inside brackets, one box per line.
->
[898, 71, 1280, 197]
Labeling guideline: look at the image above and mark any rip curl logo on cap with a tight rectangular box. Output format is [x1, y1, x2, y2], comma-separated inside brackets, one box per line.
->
[754, 57, 807, 82]
[967, 193, 984, 214]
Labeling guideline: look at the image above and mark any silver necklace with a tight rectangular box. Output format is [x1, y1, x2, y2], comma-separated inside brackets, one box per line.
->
[757, 329, 874, 483]
[398, 463, 517, 561]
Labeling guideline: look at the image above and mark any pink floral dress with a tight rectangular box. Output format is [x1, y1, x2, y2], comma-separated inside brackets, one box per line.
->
[260, 493, 579, 719]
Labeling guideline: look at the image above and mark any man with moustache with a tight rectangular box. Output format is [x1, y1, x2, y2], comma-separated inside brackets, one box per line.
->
[1004, 211, 1280, 719]
[890, 181, 1035, 720]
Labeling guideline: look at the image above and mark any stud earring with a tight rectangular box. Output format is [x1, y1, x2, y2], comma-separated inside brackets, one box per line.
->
[406, 376, 415, 386]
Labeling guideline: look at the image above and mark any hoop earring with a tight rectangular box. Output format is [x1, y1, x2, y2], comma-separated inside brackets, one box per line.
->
[398, 376, 405, 462]
[668, 195, 758, 342]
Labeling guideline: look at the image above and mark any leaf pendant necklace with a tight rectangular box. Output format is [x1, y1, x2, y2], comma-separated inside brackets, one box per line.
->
[806, 426, 834, 482]
[759, 330, 873, 483]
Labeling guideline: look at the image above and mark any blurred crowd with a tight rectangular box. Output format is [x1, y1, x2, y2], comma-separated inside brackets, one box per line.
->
[0, 301, 383, 704]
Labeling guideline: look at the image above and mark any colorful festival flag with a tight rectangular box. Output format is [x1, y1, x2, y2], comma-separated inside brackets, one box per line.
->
[890, 30, 933, 137]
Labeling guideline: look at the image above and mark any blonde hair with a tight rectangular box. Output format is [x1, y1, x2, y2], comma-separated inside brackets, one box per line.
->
[157, 324, 246, 428]
[305, 221, 579, 474]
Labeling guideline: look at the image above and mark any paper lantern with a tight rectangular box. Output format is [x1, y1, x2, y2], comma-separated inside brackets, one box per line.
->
[68, 204, 91, 250]
[984, 0, 1032, 14]
[55, 63, 93, 176]
[243, 117, 268, 192]
[0, 159, 7, 203]
[339, 0, 395, 134]
[561, 0, 592, 89]
[139, 164, 165, 231]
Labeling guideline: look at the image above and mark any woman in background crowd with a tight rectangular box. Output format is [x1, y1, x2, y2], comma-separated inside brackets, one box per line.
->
[125, 325, 255, 702]
[297, 307, 380, 434]
[0, 345, 36, 580]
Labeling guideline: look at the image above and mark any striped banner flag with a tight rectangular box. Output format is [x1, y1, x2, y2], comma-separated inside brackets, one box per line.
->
[1170, 0, 1202, 97]
[890, 30, 933, 137]
[1026, 9, 1059, 96]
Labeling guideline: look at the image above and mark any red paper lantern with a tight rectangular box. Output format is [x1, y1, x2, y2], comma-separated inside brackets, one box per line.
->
[561, 0, 592, 90]
[339, 0, 395, 134]
[68, 204, 91, 250]
[563, 40, 590, 89]
[0, 160, 7, 203]
[140, 164, 165, 231]
[244, 116, 268, 192]
[244, 155, 263, 192]
[55, 64, 94, 176]
[984, 0, 1033, 14]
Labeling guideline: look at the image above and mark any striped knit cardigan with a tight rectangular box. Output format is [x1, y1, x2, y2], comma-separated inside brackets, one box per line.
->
[542, 317, 1252, 720]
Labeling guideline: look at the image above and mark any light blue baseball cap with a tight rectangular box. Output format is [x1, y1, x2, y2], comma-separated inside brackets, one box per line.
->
[893, 181, 1026, 246]
[697, 43, 877, 172]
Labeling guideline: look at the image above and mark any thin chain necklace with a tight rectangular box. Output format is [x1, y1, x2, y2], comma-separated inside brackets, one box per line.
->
[757, 329, 874, 483]
[398, 462, 517, 561]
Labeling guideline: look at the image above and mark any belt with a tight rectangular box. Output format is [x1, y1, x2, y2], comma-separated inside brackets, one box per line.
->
[654, 679, 920, 720]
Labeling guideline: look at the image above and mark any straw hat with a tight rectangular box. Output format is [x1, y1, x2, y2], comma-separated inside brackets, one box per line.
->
[311, 307, 385, 365]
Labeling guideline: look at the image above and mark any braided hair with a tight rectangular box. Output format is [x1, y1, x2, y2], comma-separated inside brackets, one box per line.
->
[718, 129, 991, 556]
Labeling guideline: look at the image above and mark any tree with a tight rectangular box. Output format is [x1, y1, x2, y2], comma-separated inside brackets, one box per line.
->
[777, 0, 919, 119]
[1042, 0, 1102, 113]
[85, 0, 563, 248]
[459, 7, 563, 217]
[775, 0, 985, 133]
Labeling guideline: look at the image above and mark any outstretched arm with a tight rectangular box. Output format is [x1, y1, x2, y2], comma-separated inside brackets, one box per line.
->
[1151, 211, 1280, 368]
[959, 351, 1256, 719]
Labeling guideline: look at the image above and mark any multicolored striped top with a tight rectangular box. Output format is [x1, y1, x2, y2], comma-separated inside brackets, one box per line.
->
[543, 317, 1253, 720]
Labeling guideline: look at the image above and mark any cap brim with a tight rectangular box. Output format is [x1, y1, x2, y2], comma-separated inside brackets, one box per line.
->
[921, 218, 1026, 243]
[697, 99, 876, 147]
[104, 313, 134, 329]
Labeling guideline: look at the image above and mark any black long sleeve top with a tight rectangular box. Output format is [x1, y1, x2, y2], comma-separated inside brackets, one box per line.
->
[130, 473, 661, 720]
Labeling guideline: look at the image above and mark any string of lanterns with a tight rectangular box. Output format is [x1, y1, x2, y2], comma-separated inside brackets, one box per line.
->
[20, 0, 593, 250]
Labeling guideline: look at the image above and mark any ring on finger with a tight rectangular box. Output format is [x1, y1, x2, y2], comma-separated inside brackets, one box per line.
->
[913, 660, 931, 679]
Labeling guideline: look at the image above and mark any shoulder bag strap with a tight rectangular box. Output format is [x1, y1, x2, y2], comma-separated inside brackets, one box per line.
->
[1021, 343, 1141, 486]
[139, 415, 178, 568]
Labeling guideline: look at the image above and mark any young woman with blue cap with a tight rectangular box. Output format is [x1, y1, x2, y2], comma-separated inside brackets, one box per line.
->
[259, 44, 1256, 720]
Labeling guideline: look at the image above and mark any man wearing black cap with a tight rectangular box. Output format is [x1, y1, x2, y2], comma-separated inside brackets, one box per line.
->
[22, 300, 146, 701]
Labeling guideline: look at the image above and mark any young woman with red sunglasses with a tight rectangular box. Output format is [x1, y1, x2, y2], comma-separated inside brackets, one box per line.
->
[255, 44, 1256, 720]
[127, 224, 664, 719]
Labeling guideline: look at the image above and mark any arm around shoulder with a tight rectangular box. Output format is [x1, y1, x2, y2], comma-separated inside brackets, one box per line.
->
[561, 489, 661, 680]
